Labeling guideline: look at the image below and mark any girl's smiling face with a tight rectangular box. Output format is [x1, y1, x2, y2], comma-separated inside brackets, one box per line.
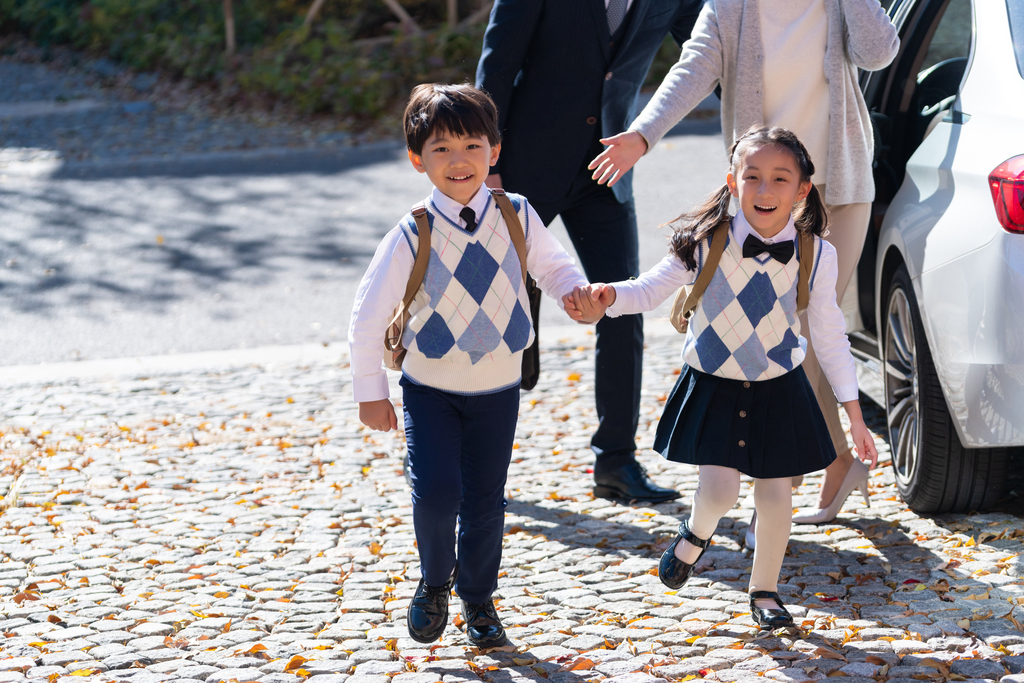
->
[727, 144, 812, 240]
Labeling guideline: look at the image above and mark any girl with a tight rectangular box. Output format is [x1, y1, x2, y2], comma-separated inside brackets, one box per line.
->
[588, 0, 898, 531]
[566, 127, 877, 628]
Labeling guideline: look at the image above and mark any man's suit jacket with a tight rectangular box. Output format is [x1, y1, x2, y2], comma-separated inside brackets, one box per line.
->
[476, 0, 703, 205]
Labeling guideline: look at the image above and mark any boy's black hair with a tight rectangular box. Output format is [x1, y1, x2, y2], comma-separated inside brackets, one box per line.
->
[404, 83, 501, 155]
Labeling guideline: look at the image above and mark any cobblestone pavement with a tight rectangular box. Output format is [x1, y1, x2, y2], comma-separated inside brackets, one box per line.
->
[2, 327, 1024, 683]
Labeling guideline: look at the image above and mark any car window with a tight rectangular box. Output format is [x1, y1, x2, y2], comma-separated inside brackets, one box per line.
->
[1009, 0, 1024, 79]
[920, 0, 972, 73]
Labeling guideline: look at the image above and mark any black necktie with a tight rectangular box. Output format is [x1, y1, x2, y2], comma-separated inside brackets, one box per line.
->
[460, 206, 477, 232]
[742, 234, 795, 264]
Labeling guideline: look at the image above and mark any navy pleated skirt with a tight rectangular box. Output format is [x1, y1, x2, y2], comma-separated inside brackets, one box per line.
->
[653, 364, 837, 479]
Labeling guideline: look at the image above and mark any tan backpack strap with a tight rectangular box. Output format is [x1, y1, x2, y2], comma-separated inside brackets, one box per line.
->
[796, 231, 815, 312]
[676, 218, 731, 324]
[385, 205, 431, 351]
[491, 189, 528, 285]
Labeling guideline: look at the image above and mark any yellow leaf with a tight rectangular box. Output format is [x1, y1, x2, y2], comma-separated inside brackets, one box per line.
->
[567, 373, 581, 381]
[369, 541, 383, 555]
[214, 591, 230, 598]
[285, 655, 308, 672]
[957, 619, 971, 629]
[915, 583, 928, 591]
[69, 671, 97, 677]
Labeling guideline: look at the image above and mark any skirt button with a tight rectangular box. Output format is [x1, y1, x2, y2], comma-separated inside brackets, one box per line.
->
[738, 440, 746, 447]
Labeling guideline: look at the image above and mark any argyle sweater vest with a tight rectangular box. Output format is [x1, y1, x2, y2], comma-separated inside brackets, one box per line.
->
[399, 192, 534, 395]
[683, 225, 822, 381]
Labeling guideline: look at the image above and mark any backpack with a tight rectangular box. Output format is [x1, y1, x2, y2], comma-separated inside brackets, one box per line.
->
[383, 190, 537, 381]
[670, 218, 816, 333]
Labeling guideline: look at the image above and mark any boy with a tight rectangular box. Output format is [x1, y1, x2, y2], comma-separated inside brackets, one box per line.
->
[348, 83, 588, 648]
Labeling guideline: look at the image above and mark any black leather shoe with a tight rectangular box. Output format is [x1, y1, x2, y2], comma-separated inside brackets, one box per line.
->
[594, 462, 680, 503]
[749, 590, 794, 629]
[462, 599, 508, 649]
[659, 518, 711, 590]
[407, 563, 458, 643]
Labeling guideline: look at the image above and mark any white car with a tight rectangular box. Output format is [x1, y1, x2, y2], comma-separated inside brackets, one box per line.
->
[850, 0, 1024, 512]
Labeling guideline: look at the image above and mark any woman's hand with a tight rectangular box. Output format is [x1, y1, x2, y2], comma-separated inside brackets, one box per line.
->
[842, 400, 879, 469]
[588, 131, 648, 186]
[359, 399, 398, 432]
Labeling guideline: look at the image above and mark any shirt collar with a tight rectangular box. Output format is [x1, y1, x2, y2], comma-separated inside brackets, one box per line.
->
[430, 186, 490, 229]
[732, 209, 797, 246]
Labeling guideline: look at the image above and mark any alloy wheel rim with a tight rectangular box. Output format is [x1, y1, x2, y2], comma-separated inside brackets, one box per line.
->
[884, 286, 920, 489]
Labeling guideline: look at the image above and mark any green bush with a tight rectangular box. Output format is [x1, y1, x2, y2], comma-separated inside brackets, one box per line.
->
[0, 0, 676, 126]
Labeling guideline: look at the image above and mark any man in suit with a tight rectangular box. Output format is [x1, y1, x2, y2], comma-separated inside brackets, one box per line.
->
[477, 0, 703, 503]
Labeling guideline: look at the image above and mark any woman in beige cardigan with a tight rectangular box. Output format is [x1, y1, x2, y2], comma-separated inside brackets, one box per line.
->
[591, 0, 898, 537]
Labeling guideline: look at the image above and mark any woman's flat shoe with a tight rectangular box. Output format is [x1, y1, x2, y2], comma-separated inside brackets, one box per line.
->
[659, 518, 711, 590]
[792, 458, 871, 525]
[749, 590, 794, 629]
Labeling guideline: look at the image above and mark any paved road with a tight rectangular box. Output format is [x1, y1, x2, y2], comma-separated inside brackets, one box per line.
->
[2, 330, 1024, 683]
[0, 57, 725, 366]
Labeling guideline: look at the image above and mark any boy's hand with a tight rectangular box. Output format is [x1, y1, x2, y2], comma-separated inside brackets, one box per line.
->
[842, 400, 878, 469]
[359, 399, 398, 432]
[566, 284, 615, 324]
[588, 131, 648, 187]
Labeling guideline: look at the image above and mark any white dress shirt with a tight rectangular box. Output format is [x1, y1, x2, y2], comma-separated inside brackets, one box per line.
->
[349, 186, 587, 403]
[607, 211, 858, 402]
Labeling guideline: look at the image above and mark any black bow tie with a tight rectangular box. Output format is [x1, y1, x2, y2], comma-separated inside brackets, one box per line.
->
[742, 234, 794, 264]
[459, 206, 477, 232]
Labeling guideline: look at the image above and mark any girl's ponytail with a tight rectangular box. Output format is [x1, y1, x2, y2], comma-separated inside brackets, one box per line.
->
[796, 184, 829, 237]
[669, 183, 732, 271]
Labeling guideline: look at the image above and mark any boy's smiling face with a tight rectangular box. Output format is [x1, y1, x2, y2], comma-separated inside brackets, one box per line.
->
[409, 129, 500, 206]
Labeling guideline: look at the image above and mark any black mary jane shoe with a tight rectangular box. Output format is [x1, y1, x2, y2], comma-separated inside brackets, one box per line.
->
[407, 562, 459, 643]
[658, 518, 711, 590]
[461, 599, 509, 649]
[749, 590, 794, 629]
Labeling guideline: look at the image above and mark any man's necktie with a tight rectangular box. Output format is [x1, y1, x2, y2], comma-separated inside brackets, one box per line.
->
[607, 0, 628, 34]
[460, 206, 477, 232]
[742, 233, 795, 264]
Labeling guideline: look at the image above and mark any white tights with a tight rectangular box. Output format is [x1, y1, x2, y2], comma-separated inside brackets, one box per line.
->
[676, 465, 792, 603]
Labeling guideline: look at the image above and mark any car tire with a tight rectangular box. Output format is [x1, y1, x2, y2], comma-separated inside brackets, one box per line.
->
[883, 265, 1009, 513]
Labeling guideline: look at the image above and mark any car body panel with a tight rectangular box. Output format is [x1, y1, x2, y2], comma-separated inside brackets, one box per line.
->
[874, 0, 1024, 447]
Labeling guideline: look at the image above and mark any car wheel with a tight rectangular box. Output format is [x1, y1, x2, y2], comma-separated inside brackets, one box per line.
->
[883, 265, 1009, 513]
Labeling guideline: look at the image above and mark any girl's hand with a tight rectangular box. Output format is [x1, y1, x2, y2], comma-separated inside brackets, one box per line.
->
[359, 399, 398, 432]
[569, 284, 616, 324]
[588, 131, 648, 187]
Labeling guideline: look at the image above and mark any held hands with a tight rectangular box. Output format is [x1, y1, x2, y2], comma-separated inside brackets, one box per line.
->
[562, 283, 617, 324]
[359, 399, 398, 432]
[588, 131, 648, 187]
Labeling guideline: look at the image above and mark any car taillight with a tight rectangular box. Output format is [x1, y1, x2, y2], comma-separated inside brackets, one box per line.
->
[989, 155, 1024, 234]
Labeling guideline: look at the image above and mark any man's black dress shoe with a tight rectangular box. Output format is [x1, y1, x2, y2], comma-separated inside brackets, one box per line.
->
[659, 518, 711, 589]
[749, 590, 794, 629]
[461, 599, 508, 649]
[407, 563, 458, 643]
[593, 462, 680, 503]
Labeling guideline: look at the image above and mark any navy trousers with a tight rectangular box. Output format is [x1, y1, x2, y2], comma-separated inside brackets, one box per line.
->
[530, 145, 643, 474]
[401, 376, 519, 604]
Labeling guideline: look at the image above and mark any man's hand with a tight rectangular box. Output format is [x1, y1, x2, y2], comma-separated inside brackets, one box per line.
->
[485, 173, 503, 189]
[359, 399, 398, 432]
[588, 131, 648, 186]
